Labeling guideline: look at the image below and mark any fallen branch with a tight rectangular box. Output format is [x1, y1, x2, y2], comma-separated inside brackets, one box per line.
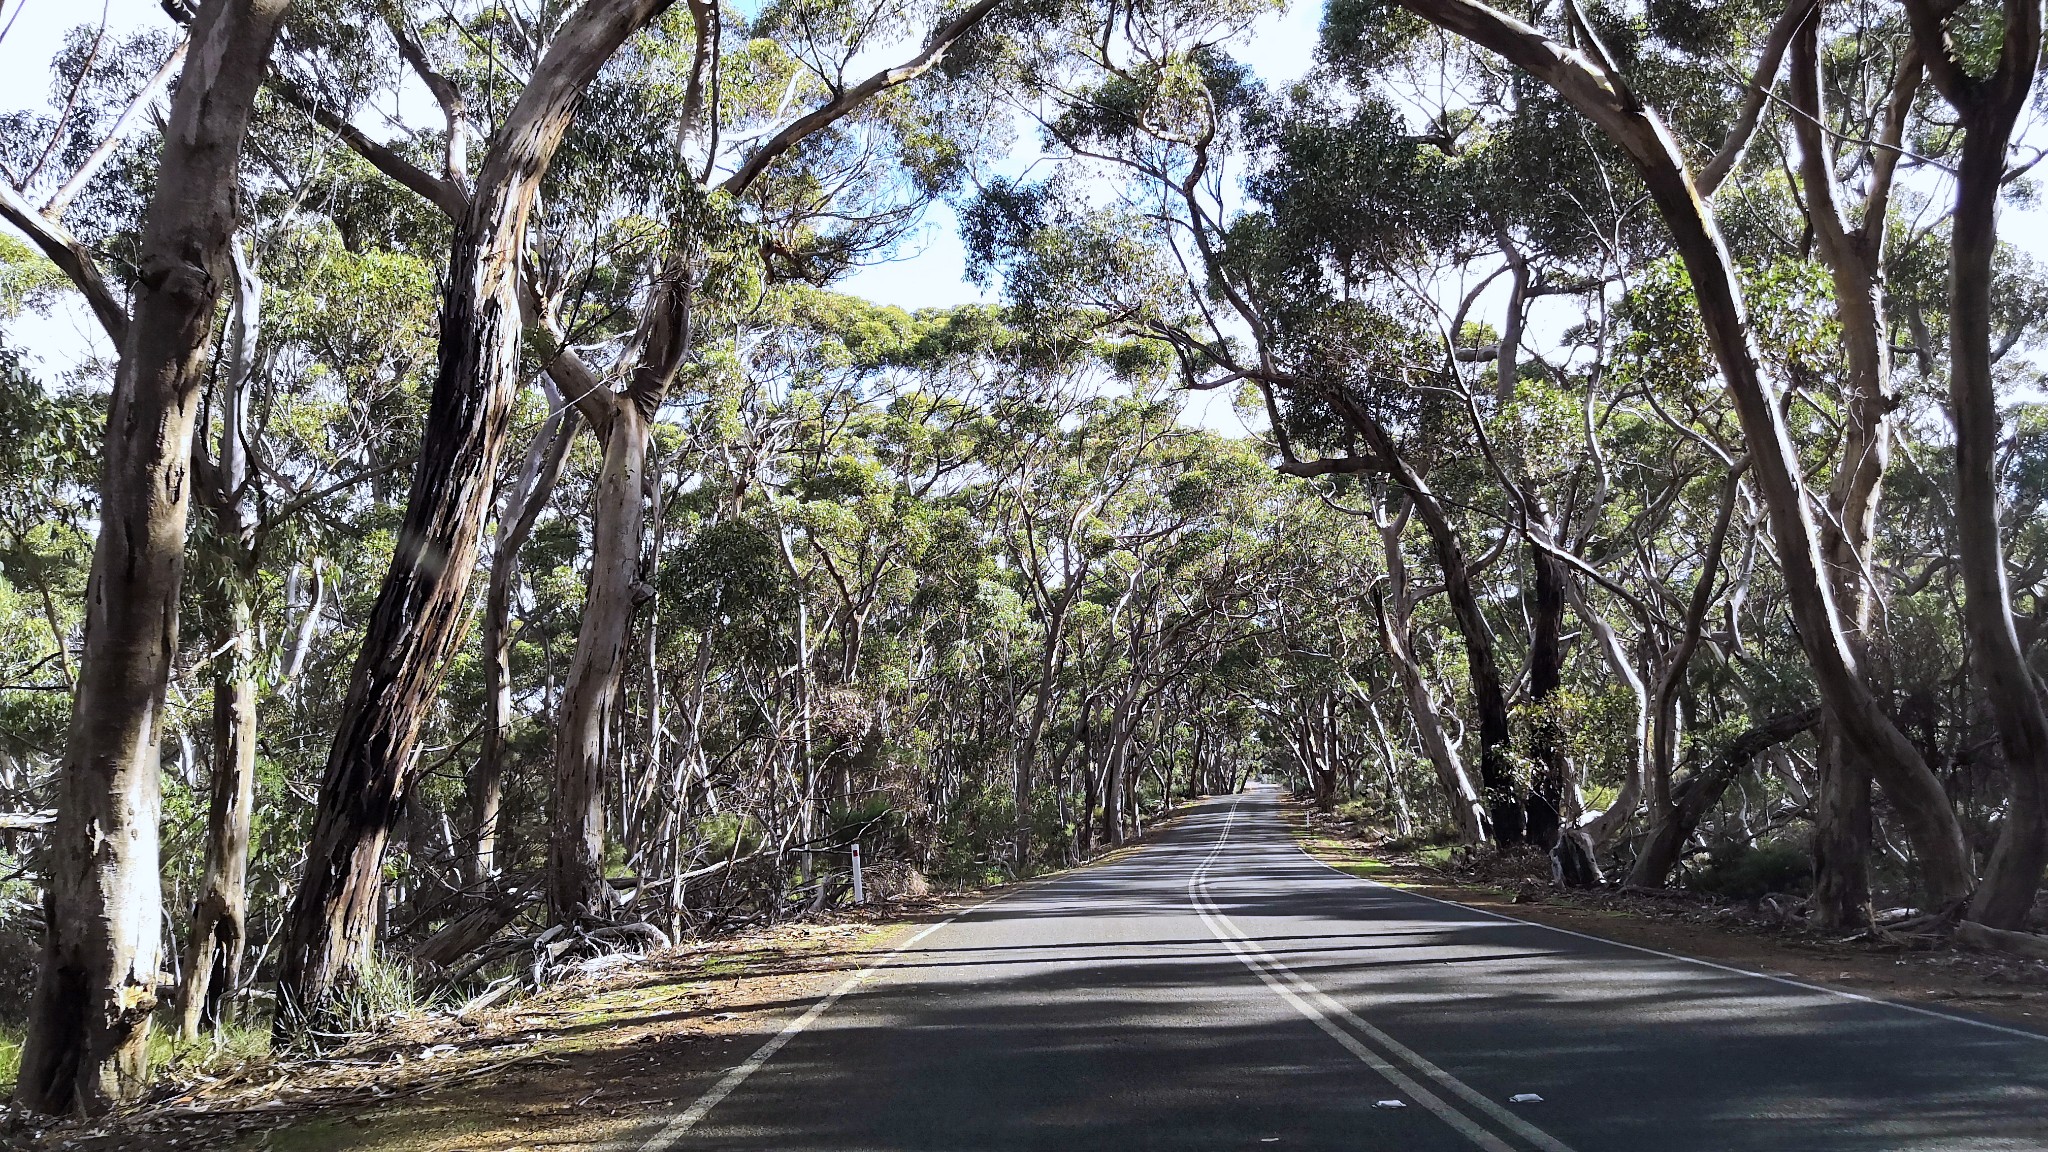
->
[1956, 919, 2048, 960]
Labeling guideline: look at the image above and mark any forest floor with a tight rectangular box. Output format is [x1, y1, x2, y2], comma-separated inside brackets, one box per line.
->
[1288, 802, 2048, 1034]
[2, 910, 922, 1152]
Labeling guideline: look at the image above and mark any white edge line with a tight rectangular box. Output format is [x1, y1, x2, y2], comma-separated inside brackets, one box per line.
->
[1287, 813, 2048, 1046]
[614, 876, 1066, 1152]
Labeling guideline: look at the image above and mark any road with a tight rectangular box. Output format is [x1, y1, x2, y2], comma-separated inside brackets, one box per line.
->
[608, 787, 2048, 1151]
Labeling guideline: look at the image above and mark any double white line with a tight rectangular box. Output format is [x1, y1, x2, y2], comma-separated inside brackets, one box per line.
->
[1187, 795, 1578, 1152]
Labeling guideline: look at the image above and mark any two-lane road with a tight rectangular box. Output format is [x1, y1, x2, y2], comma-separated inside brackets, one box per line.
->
[609, 787, 2048, 1151]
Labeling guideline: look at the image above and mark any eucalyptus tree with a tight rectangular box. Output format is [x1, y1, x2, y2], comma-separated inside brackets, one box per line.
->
[264, 0, 1020, 1000]
[990, 371, 1182, 863]
[172, 206, 442, 1039]
[1365, 482, 1491, 841]
[270, 0, 701, 1035]
[536, 0, 1011, 923]
[1087, 419, 1261, 843]
[1357, 0, 1981, 912]
[974, 6, 1548, 845]
[2, 0, 292, 1112]
[1903, 0, 2046, 931]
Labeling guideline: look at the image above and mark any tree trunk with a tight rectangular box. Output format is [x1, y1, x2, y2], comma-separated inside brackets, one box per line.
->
[1523, 515, 1571, 852]
[1364, 694, 1416, 836]
[274, 0, 679, 1038]
[1013, 594, 1074, 872]
[1102, 703, 1130, 846]
[1628, 463, 1745, 886]
[1629, 709, 1821, 888]
[15, 0, 290, 1114]
[1346, 430, 1517, 842]
[177, 579, 256, 1042]
[1373, 504, 1489, 843]
[179, 235, 263, 1043]
[1905, 0, 2048, 928]
[1395, 0, 1973, 909]
[1811, 721, 1873, 923]
[550, 398, 649, 922]
[1568, 575, 1650, 846]
[468, 392, 578, 883]
[1791, 18, 1910, 930]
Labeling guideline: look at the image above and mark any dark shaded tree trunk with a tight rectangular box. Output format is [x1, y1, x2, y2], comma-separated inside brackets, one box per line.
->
[1523, 520, 1571, 853]
[1906, 0, 2048, 929]
[1325, 395, 1517, 840]
[274, 0, 679, 1039]
[15, 0, 291, 1114]
[1014, 591, 1077, 871]
[1811, 723, 1872, 922]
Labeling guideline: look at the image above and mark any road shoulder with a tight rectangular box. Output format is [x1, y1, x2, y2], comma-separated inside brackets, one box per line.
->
[1284, 801, 2048, 1035]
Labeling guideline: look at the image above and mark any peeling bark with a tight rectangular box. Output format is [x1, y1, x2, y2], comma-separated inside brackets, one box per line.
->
[15, 0, 292, 1114]
[274, 0, 680, 1038]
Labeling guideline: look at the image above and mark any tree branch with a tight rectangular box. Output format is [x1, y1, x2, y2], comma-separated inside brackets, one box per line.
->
[0, 179, 127, 344]
[1697, 0, 1818, 197]
[44, 36, 191, 220]
[720, 0, 1006, 196]
[267, 73, 469, 219]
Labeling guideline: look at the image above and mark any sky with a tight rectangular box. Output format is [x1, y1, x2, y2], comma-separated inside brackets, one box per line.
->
[2, 0, 2044, 430]
[0, 0, 1316, 437]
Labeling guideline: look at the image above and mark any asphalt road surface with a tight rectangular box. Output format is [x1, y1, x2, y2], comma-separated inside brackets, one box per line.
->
[608, 786, 2048, 1152]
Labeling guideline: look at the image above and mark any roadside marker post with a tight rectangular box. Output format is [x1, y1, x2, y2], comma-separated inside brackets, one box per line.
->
[851, 842, 865, 905]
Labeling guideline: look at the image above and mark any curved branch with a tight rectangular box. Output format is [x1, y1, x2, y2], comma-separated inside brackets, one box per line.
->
[1697, 0, 1818, 197]
[0, 179, 127, 344]
[267, 74, 469, 219]
[720, 0, 1006, 196]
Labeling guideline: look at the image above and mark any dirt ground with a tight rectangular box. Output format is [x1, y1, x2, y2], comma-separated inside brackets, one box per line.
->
[0, 909, 938, 1152]
[1288, 804, 2048, 1034]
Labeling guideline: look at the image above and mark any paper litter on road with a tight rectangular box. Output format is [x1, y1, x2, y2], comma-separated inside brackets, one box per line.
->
[1509, 1093, 1544, 1104]
[1373, 1100, 1406, 1109]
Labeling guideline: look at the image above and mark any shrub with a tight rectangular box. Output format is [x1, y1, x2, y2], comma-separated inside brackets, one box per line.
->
[1690, 838, 1811, 900]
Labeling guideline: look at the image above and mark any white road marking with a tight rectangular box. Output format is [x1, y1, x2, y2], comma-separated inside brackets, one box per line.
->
[1284, 809, 2048, 1046]
[1189, 794, 1578, 1152]
[613, 883, 1037, 1152]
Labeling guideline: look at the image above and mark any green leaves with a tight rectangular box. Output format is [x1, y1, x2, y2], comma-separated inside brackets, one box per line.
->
[0, 236, 75, 321]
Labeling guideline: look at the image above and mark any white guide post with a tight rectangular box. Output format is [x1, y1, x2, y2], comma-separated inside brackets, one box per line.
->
[851, 842, 866, 905]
